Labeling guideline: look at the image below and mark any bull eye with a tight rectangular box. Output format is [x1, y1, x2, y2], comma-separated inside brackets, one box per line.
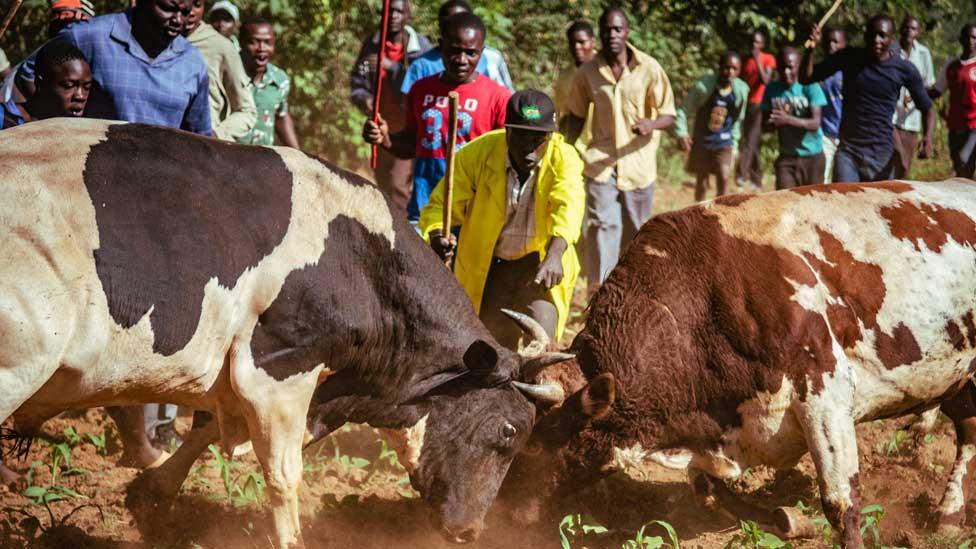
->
[502, 423, 517, 438]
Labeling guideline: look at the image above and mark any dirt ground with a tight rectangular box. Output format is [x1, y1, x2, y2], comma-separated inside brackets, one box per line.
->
[2, 172, 970, 549]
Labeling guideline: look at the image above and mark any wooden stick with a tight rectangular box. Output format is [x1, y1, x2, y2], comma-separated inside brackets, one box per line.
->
[441, 91, 460, 265]
[370, 0, 392, 170]
[0, 0, 24, 41]
[805, 0, 845, 49]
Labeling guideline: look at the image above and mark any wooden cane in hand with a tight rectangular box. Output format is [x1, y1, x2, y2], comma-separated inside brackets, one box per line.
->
[370, 0, 392, 170]
[441, 91, 460, 266]
[805, 0, 845, 49]
[0, 0, 24, 41]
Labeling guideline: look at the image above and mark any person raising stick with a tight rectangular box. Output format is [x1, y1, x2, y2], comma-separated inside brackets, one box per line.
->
[800, 14, 934, 182]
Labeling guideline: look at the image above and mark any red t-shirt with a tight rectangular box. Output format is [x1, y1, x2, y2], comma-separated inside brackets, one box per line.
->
[405, 73, 511, 159]
[742, 52, 777, 105]
[942, 57, 976, 130]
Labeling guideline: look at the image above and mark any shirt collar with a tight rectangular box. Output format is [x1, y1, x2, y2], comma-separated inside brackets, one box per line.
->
[594, 43, 641, 79]
[111, 10, 189, 64]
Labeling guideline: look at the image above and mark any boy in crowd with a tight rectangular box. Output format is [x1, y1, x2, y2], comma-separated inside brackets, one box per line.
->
[553, 20, 596, 152]
[363, 12, 511, 225]
[183, 0, 256, 142]
[208, 0, 240, 47]
[820, 27, 846, 181]
[400, 0, 512, 95]
[891, 15, 935, 178]
[419, 90, 585, 349]
[675, 51, 749, 201]
[736, 29, 776, 190]
[931, 23, 976, 178]
[800, 14, 933, 182]
[2, 41, 91, 128]
[763, 47, 827, 189]
[237, 17, 300, 148]
[350, 0, 432, 210]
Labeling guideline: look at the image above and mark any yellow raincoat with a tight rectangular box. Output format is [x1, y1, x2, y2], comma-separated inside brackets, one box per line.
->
[419, 129, 585, 339]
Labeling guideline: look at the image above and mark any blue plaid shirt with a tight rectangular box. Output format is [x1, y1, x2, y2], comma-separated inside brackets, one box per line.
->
[29, 12, 211, 134]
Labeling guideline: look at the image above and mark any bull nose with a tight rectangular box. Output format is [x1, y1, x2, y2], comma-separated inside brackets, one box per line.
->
[442, 525, 481, 544]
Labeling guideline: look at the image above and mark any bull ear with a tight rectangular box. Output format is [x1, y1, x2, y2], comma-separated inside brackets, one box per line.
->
[463, 339, 499, 375]
[580, 373, 615, 420]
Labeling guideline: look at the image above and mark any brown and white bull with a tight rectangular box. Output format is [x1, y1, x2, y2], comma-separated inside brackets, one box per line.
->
[0, 119, 568, 547]
[500, 181, 976, 548]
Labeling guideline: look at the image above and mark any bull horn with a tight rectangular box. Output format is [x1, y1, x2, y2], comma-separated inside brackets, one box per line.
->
[501, 309, 550, 357]
[512, 381, 566, 405]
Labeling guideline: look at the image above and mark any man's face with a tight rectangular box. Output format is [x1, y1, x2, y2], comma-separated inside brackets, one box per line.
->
[181, 0, 204, 36]
[388, 0, 408, 36]
[143, 0, 192, 41]
[599, 11, 629, 56]
[751, 32, 765, 51]
[507, 128, 549, 173]
[441, 26, 484, 84]
[40, 59, 92, 117]
[900, 18, 920, 45]
[780, 52, 800, 85]
[568, 30, 595, 66]
[208, 10, 236, 38]
[718, 55, 741, 87]
[243, 24, 276, 70]
[824, 30, 846, 55]
[865, 19, 894, 60]
[963, 26, 976, 55]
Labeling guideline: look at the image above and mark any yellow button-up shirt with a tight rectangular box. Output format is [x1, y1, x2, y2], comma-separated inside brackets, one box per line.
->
[566, 44, 676, 191]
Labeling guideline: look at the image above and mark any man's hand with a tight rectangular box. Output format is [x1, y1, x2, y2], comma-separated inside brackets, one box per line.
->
[430, 230, 457, 263]
[535, 237, 568, 290]
[632, 118, 656, 136]
[806, 23, 822, 49]
[362, 116, 390, 147]
[534, 253, 564, 290]
[919, 135, 934, 159]
[678, 136, 693, 152]
[768, 108, 790, 127]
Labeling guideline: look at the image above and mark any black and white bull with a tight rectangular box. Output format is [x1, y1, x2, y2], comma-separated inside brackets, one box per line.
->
[0, 119, 568, 547]
[498, 181, 976, 548]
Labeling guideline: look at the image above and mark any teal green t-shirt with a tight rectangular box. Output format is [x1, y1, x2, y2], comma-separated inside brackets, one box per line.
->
[761, 81, 827, 157]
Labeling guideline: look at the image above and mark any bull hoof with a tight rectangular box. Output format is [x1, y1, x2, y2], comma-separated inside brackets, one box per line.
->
[774, 506, 817, 539]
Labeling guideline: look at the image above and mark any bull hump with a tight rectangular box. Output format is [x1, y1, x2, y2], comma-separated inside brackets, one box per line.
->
[84, 124, 293, 356]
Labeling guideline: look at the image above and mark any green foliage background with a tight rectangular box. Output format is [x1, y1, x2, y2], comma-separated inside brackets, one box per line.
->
[3, 0, 975, 174]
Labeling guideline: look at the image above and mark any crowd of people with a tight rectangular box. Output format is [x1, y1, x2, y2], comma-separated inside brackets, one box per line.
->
[0, 0, 976, 477]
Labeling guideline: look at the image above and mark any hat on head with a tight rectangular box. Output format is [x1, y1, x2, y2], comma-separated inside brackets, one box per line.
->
[49, 0, 94, 24]
[209, 0, 240, 23]
[504, 89, 557, 132]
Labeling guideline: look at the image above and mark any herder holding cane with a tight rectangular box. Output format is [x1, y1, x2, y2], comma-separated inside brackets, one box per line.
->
[419, 90, 586, 351]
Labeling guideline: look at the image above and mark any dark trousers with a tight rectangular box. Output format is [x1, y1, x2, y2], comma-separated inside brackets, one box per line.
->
[690, 146, 734, 201]
[833, 144, 894, 183]
[774, 153, 826, 190]
[891, 128, 918, 179]
[375, 147, 412, 211]
[479, 254, 558, 351]
[736, 104, 764, 186]
[949, 129, 976, 179]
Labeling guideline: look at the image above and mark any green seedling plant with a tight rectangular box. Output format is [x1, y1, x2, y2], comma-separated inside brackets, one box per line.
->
[724, 520, 792, 549]
[206, 444, 266, 508]
[21, 442, 87, 507]
[622, 519, 680, 549]
[875, 430, 913, 457]
[795, 499, 832, 545]
[86, 432, 107, 456]
[61, 427, 82, 447]
[559, 514, 608, 549]
[858, 504, 908, 549]
[377, 438, 401, 469]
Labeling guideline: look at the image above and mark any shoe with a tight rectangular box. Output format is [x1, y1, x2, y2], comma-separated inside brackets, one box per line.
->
[735, 177, 748, 188]
[151, 422, 183, 452]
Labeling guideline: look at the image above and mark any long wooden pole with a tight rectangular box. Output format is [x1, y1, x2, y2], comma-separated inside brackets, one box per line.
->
[0, 0, 24, 41]
[805, 0, 845, 49]
[441, 91, 460, 265]
[370, 0, 392, 170]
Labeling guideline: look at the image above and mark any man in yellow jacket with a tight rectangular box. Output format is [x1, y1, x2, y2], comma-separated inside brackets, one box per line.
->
[420, 89, 585, 349]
